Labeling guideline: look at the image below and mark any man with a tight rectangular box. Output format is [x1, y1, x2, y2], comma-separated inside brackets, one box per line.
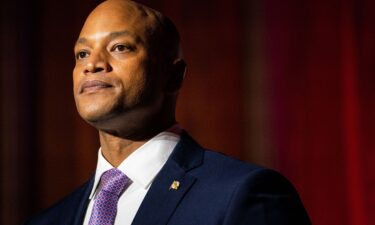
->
[25, 0, 311, 224]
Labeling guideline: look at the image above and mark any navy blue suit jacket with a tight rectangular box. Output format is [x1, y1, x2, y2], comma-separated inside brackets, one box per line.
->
[25, 132, 311, 225]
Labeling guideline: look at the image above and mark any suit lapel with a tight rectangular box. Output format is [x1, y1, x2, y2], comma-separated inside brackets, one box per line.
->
[62, 176, 94, 225]
[131, 161, 196, 225]
[132, 132, 204, 225]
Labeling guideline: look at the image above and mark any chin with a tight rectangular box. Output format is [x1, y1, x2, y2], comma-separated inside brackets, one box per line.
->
[79, 110, 109, 125]
[76, 93, 123, 119]
[77, 102, 119, 124]
[82, 104, 160, 138]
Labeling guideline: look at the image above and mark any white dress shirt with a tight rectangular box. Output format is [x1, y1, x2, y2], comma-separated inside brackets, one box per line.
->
[83, 130, 180, 225]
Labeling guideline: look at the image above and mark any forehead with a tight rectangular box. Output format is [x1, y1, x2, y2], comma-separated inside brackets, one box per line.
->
[78, 1, 158, 43]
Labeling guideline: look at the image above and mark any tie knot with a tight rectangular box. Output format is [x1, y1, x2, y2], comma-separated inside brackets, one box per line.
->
[99, 168, 128, 196]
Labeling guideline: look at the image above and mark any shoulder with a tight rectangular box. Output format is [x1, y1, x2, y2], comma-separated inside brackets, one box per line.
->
[23, 178, 93, 225]
[197, 149, 292, 191]
[175, 134, 311, 224]
[176, 132, 291, 189]
[200, 151, 311, 224]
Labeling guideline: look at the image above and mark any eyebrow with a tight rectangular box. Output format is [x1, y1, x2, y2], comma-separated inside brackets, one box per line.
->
[75, 30, 138, 46]
[109, 30, 135, 39]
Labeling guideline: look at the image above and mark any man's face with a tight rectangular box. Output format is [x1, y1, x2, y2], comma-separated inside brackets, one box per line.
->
[73, 2, 164, 126]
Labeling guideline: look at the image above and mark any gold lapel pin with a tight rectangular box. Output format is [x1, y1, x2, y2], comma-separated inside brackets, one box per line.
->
[169, 180, 180, 190]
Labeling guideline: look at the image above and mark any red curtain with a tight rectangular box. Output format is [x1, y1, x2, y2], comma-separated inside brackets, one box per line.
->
[263, 0, 375, 224]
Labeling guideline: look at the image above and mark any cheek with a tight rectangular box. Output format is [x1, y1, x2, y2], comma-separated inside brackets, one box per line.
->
[72, 66, 81, 93]
[115, 60, 149, 101]
[121, 72, 148, 104]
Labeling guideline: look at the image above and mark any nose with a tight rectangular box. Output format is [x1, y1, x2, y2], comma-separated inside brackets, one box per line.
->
[84, 51, 112, 74]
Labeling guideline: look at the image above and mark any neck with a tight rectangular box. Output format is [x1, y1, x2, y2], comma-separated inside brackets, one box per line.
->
[98, 119, 176, 167]
[99, 131, 148, 167]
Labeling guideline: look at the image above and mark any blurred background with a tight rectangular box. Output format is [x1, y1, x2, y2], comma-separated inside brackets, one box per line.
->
[1, 0, 374, 224]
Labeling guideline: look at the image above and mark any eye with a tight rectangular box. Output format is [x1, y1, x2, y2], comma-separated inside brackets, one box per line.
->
[76, 50, 89, 60]
[112, 44, 135, 53]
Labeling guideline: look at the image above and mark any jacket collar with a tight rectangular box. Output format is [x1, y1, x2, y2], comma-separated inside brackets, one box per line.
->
[131, 131, 204, 225]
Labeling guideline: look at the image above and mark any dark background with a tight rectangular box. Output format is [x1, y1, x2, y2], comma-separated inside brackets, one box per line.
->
[1, 0, 374, 225]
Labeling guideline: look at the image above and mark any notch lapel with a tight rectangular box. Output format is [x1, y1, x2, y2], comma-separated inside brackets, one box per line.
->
[63, 177, 94, 225]
[132, 132, 204, 225]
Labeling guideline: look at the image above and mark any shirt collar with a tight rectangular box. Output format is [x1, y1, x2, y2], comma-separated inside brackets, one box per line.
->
[88, 127, 181, 199]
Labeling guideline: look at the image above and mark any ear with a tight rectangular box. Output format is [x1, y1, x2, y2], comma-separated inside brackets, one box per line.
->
[165, 58, 187, 93]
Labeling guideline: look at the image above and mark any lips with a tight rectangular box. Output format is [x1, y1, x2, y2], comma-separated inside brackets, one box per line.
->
[80, 80, 113, 93]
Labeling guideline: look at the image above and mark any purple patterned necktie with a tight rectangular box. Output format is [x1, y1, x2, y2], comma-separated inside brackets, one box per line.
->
[89, 168, 129, 225]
